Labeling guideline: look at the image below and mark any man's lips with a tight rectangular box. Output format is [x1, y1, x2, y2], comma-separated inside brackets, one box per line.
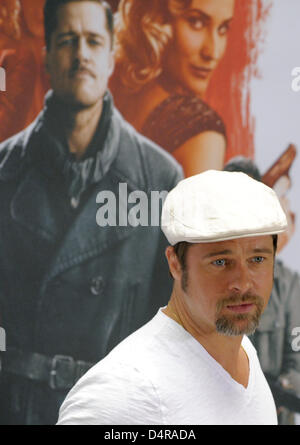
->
[226, 303, 255, 314]
[69, 68, 95, 79]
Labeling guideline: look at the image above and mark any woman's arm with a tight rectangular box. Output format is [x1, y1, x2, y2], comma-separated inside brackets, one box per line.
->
[173, 131, 226, 177]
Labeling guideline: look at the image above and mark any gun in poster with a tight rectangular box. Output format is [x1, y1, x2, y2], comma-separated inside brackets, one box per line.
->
[262, 144, 297, 192]
[262, 144, 297, 253]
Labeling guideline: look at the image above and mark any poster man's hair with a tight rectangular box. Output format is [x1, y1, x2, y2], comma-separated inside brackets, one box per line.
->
[44, 0, 114, 50]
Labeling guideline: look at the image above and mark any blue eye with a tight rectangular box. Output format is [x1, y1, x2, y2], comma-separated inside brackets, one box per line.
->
[213, 259, 226, 267]
[252, 256, 265, 264]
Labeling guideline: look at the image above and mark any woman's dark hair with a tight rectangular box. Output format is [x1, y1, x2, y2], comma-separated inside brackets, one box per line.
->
[44, 0, 114, 50]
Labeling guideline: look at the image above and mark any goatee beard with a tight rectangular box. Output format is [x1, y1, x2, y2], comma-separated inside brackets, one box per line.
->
[215, 292, 264, 337]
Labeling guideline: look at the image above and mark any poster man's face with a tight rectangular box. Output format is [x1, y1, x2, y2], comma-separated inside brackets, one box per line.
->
[45, 1, 114, 108]
[172, 236, 274, 337]
[166, 0, 235, 97]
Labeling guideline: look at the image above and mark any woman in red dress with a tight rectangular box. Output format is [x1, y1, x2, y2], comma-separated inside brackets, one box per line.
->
[110, 0, 267, 176]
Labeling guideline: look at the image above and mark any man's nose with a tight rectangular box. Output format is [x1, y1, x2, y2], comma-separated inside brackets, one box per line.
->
[200, 29, 222, 62]
[227, 263, 253, 294]
[74, 37, 90, 62]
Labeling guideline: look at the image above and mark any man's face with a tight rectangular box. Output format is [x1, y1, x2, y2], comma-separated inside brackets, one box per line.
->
[174, 236, 274, 337]
[45, 1, 114, 108]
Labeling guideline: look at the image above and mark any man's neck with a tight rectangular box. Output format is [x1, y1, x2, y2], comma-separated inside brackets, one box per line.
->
[163, 294, 250, 388]
[64, 100, 104, 160]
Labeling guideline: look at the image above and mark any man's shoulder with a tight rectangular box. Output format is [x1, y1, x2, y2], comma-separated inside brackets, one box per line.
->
[112, 108, 184, 191]
[57, 312, 167, 425]
[0, 130, 24, 161]
[104, 311, 164, 363]
[0, 122, 36, 180]
[90, 310, 176, 380]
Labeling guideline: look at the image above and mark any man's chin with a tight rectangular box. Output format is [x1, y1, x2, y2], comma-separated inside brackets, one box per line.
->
[215, 314, 260, 337]
[59, 90, 103, 110]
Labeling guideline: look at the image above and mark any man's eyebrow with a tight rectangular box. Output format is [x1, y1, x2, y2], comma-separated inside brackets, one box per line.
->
[251, 248, 274, 255]
[56, 31, 104, 40]
[202, 249, 233, 259]
[202, 247, 274, 260]
[56, 31, 76, 39]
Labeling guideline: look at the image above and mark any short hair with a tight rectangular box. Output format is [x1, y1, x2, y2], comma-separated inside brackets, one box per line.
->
[224, 156, 262, 182]
[173, 241, 190, 273]
[44, 0, 114, 50]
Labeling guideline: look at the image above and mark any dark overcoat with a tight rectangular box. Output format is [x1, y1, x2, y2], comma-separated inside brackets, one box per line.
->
[0, 105, 183, 424]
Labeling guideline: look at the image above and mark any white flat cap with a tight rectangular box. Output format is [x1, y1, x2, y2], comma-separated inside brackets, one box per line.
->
[161, 170, 287, 245]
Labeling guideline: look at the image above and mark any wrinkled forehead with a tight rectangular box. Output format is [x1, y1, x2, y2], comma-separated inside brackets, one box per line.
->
[188, 235, 275, 259]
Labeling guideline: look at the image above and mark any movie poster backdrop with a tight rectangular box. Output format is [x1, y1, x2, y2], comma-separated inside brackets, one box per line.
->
[0, 0, 299, 268]
[0, 0, 299, 426]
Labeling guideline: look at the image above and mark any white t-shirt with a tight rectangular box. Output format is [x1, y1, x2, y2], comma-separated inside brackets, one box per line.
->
[58, 309, 278, 425]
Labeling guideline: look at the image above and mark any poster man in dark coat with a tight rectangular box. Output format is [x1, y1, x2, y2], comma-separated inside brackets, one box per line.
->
[0, 0, 182, 424]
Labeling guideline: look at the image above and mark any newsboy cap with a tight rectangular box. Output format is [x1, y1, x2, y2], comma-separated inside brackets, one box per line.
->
[161, 170, 287, 245]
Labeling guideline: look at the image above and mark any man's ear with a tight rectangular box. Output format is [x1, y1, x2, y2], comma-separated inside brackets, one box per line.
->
[165, 246, 182, 281]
